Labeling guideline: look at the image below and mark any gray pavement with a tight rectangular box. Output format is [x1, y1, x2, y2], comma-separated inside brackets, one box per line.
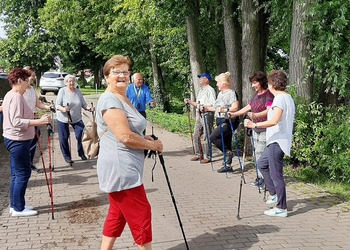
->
[1, 94, 349, 249]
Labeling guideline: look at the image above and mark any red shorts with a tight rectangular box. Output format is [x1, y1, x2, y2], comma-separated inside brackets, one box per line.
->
[103, 185, 152, 245]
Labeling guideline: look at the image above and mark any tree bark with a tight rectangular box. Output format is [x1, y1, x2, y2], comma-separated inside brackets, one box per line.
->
[289, 0, 312, 99]
[186, 0, 204, 99]
[215, 0, 227, 75]
[222, 0, 242, 102]
[80, 70, 87, 88]
[241, 0, 270, 106]
[149, 35, 169, 112]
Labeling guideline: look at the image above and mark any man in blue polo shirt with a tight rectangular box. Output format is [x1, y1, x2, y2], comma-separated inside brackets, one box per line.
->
[127, 73, 155, 119]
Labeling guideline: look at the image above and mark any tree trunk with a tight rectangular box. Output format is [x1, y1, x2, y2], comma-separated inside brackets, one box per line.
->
[149, 35, 169, 112]
[186, 0, 204, 99]
[215, 0, 227, 75]
[222, 0, 242, 103]
[80, 70, 87, 88]
[93, 65, 103, 90]
[258, 0, 270, 71]
[241, 0, 270, 106]
[289, 0, 312, 99]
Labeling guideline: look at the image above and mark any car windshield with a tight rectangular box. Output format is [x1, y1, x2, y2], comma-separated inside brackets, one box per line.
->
[43, 73, 61, 78]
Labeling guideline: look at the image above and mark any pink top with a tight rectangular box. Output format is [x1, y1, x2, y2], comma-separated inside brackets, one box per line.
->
[2, 91, 34, 141]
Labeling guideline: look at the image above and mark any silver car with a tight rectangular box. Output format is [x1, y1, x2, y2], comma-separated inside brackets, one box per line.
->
[39, 72, 68, 95]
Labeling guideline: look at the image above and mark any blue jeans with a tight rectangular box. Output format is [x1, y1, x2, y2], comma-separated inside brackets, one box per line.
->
[57, 120, 85, 161]
[258, 142, 287, 209]
[4, 138, 32, 212]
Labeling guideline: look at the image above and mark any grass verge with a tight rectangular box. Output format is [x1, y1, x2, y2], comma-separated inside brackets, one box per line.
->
[285, 166, 350, 201]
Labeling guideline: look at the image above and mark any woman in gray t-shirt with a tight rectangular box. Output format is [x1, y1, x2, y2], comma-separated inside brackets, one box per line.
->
[56, 75, 93, 163]
[244, 70, 295, 218]
[203, 72, 240, 173]
[96, 55, 163, 250]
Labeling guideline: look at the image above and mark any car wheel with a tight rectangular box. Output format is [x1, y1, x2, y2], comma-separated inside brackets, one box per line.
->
[40, 89, 46, 95]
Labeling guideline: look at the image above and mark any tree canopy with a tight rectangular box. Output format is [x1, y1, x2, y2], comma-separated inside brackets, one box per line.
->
[0, 0, 349, 108]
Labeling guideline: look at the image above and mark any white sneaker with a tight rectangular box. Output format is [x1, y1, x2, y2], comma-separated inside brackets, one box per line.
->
[11, 208, 38, 217]
[266, 195, 278, 205]
[9, 206, 34, 214]
[264, 207, 287, 217]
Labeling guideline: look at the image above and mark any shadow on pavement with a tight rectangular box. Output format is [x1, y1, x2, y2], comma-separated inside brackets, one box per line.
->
[287, 195, 346, 217]
[28, 160, 98, 187]
[166, 224, 280, 250]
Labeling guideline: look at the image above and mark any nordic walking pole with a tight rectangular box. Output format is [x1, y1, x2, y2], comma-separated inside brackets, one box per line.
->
[203, 112, 214, 171]
[50, 101, 56, 171]
[67, 103, 73, 166]
[228, 119, 246, 219]
[229, 119, 245, 183]
[251, 131, 261, 194]
[185, 103, 195, 154]
[237, 128, 248, 219]
[151, 106, 154, 135]
[219, 111, 229, 179]
[36, 129, 52, 198]
[47, 123, 55, 220]
[242, 128, 248, 175]
[157, 150, 189, 250]
[197, 102, 203, 160]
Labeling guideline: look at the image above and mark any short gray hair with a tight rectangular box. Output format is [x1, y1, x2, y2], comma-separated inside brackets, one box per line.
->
[131, 73, 143, 83]
[64, 74, 76, 84]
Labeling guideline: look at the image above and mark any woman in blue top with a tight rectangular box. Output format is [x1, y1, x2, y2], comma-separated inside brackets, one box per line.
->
[96, 55, 163, 250]
[244, 70, 295, 217]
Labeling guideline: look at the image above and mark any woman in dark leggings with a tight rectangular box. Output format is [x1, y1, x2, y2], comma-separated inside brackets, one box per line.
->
[244, 70, 295, 218]
[202, 72, 239, 173]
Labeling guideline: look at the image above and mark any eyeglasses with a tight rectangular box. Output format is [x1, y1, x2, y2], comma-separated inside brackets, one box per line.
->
[110, 70, 131, 76]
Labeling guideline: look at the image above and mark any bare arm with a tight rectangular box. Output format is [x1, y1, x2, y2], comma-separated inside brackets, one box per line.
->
[203, 106, 215, 112]
[245, 107, 282, 129]
[103, 108, 163, 152]
[35, 96, 50, 110]
[229, 101, 239, 113]
[28, 114, 51, 127]
[184, 99, 198, 108]
[229, 104, 251, 117]
[248, 106, 271, 120]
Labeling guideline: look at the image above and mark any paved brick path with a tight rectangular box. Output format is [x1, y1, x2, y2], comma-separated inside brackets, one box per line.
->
[0, 95, 349, 249]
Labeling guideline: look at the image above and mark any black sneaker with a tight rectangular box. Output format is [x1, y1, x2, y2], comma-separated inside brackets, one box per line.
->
[250, 178, 265, 189]
[217, 166, 233, 173]
[80, 155, 87, 160]
[31, 165, 39, 172]
[65, 159, 73, 164]
[259, 179, 266, 191]
[250, 178, 259, 187]
[250, 178, 263, 186]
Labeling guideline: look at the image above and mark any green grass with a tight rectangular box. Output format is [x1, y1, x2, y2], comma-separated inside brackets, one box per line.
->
[285, 165, 350, 201]
[146, 107, 194, 137]
[79, 87, 105, 95]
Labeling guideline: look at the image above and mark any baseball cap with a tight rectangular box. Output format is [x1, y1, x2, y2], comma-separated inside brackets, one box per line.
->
[198, 73, 212, 81]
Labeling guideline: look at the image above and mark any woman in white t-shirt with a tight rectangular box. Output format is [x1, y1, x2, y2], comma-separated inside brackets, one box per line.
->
[244, 70, 295, 218]
[23, 66, 52, 172]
